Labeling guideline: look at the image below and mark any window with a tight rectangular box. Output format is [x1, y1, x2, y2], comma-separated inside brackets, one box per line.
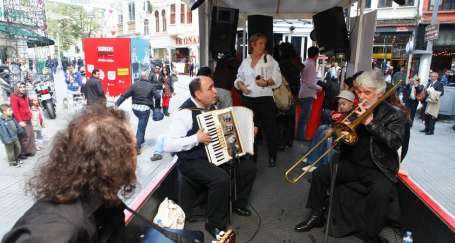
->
[187, 8, 192, 24]
[145, 0, 152, 14]
[170, 4, 176, 24]
[365, 0, 372, 8]
[430, 0, 455, 10]
[402, 0, 415, 6]
[180, 4, 185, 24]
[118, 14, 123, 25]
[128, 2, 135, 21]
[155, 11, 160, 32]
[144, 19, 149, 35]
[378, 0, 393, 8]
[162, 10, 167, 31]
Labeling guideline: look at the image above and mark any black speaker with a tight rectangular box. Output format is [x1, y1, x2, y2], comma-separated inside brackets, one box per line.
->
[209, 7, 239, 58]
[248, 15, 273, 54]
[312, 7, 349, 54]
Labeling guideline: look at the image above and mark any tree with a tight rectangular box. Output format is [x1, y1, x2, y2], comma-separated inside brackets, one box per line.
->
[46, 2, 102, 52]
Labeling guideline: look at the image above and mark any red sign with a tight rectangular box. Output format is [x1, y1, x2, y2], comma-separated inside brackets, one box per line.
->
[83, 38, 131, 97]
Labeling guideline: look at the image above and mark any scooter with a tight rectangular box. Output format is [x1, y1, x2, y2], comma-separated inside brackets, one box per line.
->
[34, 77, 56, 119]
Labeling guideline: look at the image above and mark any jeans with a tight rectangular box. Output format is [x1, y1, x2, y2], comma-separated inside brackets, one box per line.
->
[297, 97, 314, 141]
[307, 125, 332, 166]
[133, 109, 151, 150]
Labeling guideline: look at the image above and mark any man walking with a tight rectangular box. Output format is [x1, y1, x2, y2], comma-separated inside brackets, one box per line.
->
[83, 69, 106, 106]
[115, 71, 155, 154]
[149, 66, 164, 111]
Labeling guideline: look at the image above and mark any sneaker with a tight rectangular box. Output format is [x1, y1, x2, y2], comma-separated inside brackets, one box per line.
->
[150, 153, 163, 161]
[9, 162, 20, 167]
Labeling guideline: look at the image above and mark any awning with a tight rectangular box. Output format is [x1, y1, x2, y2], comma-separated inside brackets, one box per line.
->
[0, 22, 55, 47]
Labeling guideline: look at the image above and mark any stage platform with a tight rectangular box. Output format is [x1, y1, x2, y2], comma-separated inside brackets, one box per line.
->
[125, 121, 455, 242]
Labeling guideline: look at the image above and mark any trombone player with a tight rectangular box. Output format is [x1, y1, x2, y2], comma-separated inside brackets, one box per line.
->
[294, 70, 405, 243]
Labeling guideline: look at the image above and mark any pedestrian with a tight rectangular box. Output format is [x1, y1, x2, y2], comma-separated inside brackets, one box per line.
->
[0, 104, 24, 167]
[297, 46, 323, 141]
[30, 97, 45, 150]
[162, 66, 173, 116]
[149, 65, 164, 111]
[115, 71, 155, 154]
[392, 65, 406, 95]
[77, 57, 84, 71]
[1, 106, 137, 243]
[10, 82, 36, 158]
[64, 64, 82, 111]
[189, 61, 194, 77]
[84, 69, 106, 106]
[403, 76, 424, 126]
[421, 72, 444, 135]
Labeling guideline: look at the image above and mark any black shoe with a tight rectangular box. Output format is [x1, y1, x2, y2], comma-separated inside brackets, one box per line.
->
[419, 129, 427, 133]
[268, 156, 276, 167]
[9, 162, 20, 167]
[204, 223, 225, 239]
[18, 155, 28, 160]
[233, 207, 251, 216]
[425, 131, 434, 135]
[150, 153, 163, 161]
[294, 214, 325, 232]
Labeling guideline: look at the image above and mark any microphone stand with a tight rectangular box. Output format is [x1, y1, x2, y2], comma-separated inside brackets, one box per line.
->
[324, 144, 340, 243]
[227, 139, 239, 225]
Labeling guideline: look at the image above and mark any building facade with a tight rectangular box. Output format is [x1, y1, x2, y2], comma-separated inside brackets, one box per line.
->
[115, 0, 199, 73]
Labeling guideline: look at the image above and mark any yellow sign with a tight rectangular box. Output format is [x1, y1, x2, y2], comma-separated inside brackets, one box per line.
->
[117, 68, 129, 76]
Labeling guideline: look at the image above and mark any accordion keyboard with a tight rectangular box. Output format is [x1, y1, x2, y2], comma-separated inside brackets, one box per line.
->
[199, 112, 229, 166]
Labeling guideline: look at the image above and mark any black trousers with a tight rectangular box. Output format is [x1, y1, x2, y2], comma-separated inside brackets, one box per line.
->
[178, 158, 256, 229]
[405, 99, 419, 126]
[241, 96, 278, 158]
[424, 113, 437, 133]
[277, 109, 295, 147]
[306, 161, 395, 239]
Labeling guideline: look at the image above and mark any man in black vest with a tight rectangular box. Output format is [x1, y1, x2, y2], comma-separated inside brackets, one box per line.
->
[163, 76, 256, 238]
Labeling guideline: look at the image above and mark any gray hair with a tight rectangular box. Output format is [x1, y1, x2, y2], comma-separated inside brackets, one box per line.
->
[140, 70, 149, 80]
[353, 70, 387, 93]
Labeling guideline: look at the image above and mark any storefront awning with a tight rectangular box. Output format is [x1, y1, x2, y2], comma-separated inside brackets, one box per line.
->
[0, 22, 55, 47]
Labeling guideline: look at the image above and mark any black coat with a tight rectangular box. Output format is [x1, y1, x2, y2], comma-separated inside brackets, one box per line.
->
[115, 79, 156, 107]
[84, 77, 106, 105]
[149, 73, 164, 90]
[1, 194, 126, 243]
[364, 101, 405, 182]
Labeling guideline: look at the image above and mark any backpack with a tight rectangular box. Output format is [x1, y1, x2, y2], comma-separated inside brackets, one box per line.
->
[273, 78, 294, 111]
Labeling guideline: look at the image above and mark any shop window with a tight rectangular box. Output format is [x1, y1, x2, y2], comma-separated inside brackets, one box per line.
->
[155, 11, 160, 32]
[378, 0, 393, 8]
[181, 4, 185, 24]
[144, 19, 149, 36]
[187, 8, 192, 24]
[128, 2, 135, 21]
[170, 4, 176, 24]
[162, 10, 167, 32]
[430, 0, 455, 10]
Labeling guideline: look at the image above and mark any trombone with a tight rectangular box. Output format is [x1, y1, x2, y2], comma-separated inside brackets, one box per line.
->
[284, 81, 402, 184]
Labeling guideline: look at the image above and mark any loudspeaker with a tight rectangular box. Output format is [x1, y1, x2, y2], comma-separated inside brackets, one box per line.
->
[248, 15, 273, 54]
[312, 7, 349, 54]
[209, 7, 239, 58]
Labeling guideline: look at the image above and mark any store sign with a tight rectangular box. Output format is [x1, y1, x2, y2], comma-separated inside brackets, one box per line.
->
[0, 4, 45, 28]
[425, 24, 439, 42]
[396, 26, 410, 32]
[176, 36, 199, 46]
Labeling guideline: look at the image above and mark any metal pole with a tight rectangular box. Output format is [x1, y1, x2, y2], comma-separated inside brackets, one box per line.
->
[418, 0, 440, 86]
[354, 0, 365, 73]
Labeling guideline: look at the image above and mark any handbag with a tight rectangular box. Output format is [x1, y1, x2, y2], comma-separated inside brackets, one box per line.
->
[153, 108, 164, 121]
[153, 197, 185, 230]
[123, 203, 204, 243]
[273, 78, 294, 111]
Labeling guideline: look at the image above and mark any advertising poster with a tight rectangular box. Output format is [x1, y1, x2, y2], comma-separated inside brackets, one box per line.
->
[131, 38, 151, 82]
[82, 38, 131, 96]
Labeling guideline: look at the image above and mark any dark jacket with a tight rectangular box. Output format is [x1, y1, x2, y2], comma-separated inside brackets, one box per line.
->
[402, 83, 424, 103]
[84, 77, 105, 105]
[1, 194, 126, 243]
[0, 116, 23, 145]
[364, 101, 405, 182]
[115, 79, 155, 107]
[149, 72, 164, 90]
[426, 79, 444, 96]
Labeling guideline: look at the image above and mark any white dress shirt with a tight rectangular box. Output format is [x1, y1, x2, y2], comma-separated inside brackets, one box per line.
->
[162, 98, 203, 153]
[234, 54, 282, 98]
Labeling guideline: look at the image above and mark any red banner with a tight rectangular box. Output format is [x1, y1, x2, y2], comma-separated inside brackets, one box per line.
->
[83, 38, 131, 97]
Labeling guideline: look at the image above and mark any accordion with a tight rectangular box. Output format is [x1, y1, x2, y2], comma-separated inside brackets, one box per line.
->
[196, 106, 254, 166]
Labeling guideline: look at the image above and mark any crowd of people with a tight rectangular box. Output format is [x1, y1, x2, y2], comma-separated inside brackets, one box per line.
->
[1, 31, 452, 243]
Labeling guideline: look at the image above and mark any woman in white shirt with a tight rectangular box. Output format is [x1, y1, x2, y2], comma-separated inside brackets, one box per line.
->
[235, 33, 282, 167]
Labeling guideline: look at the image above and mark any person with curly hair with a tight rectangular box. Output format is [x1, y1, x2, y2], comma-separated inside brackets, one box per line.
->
[2, 105, 137, 243]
